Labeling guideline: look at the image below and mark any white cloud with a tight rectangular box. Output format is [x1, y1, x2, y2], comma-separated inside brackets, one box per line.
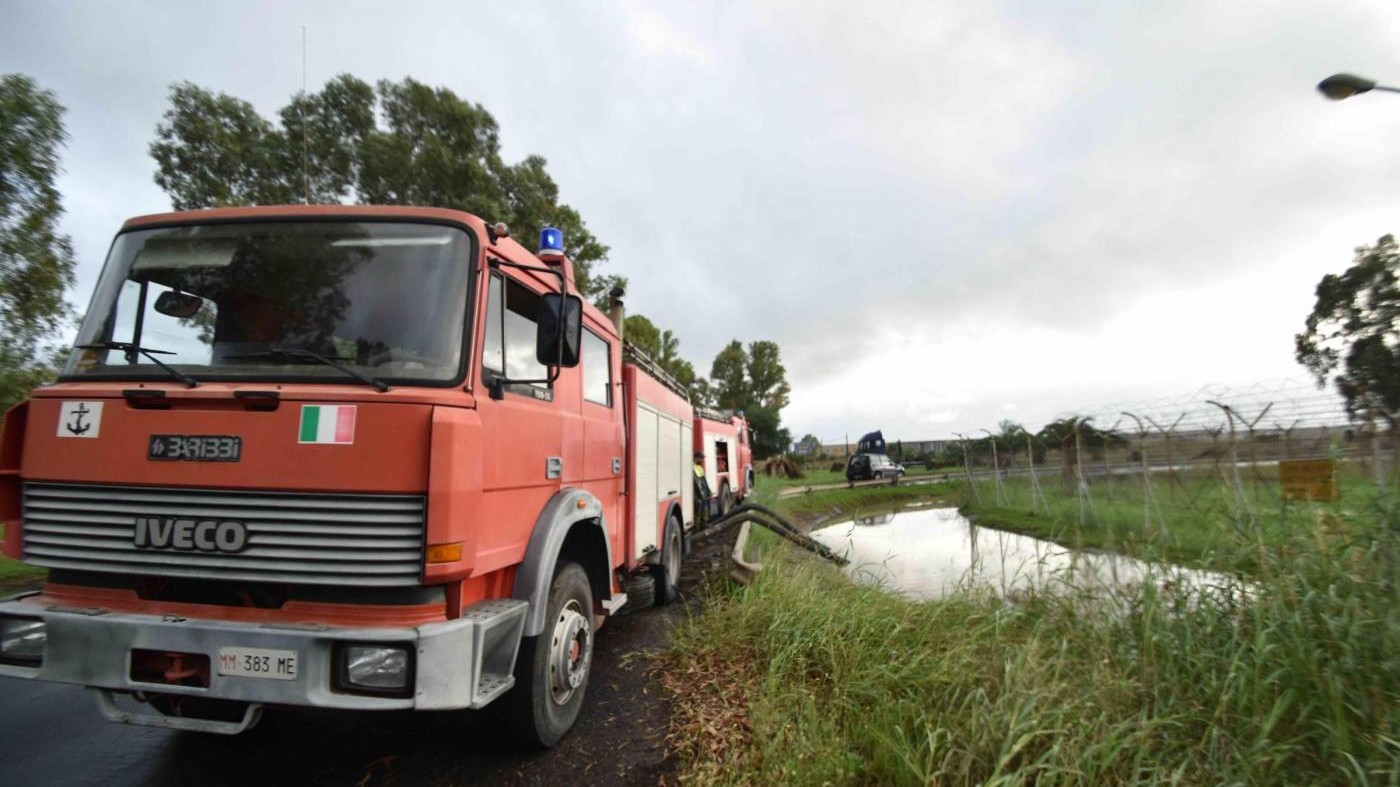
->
[622, 4, 717, 68]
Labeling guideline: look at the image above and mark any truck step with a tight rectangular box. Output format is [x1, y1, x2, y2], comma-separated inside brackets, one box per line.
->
[474, 672, 516, 706]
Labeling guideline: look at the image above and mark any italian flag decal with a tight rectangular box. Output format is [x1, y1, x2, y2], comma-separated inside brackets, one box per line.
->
[299, 405, 357, 444]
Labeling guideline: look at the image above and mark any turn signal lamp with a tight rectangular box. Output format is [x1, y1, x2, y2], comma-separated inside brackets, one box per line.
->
[539, 227, 564, 256]
[426, 541, 463, 563]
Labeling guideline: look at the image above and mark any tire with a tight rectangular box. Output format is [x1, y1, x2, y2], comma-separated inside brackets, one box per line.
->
[505, 561, 594, 749]
[874, 471, 884, 480]
[620, 572, 655, 612]
[651, 517, 682, 606]
[718, 483, 734, 516]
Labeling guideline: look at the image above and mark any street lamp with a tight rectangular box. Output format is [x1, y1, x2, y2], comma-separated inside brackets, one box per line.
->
[1317, 73, 1400, 101]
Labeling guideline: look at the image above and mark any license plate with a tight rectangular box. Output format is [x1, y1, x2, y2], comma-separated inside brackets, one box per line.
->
[148, 434, 242, 462]
[217, 647, 298, 680]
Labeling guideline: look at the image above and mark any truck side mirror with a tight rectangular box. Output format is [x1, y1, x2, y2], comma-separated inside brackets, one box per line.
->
[536, 293, 582, 368]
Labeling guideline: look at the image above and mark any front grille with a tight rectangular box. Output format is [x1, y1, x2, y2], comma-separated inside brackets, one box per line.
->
[21, 482, 425, 587]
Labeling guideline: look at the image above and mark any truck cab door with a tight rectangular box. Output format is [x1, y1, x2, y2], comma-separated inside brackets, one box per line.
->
[474, 271, 565, 571]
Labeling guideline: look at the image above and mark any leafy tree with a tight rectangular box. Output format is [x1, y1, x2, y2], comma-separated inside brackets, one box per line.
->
[0, 74, 76, 410]
[150, 85, 295, 208]
[624, 312, 698, 395]
[151, 76, 615, 297]
[709, 340, 748, 411]
[706, 339, 792, 458]
[1296, 234, 1399, 421]
[746, 405, 791, 460]
[624, 314, 661, 357]
[746, 340, 790, 410]
[997, 419, 1027, 442]
[690, 378, 715, 409]
[589, 273, 628, 311]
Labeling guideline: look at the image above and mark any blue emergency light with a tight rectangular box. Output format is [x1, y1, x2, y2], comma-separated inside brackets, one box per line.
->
[540, 227, 564, 255]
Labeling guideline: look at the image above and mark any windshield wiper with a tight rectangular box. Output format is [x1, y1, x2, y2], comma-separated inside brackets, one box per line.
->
[223, 346, 390, 392]
[77, 341, 200, 388]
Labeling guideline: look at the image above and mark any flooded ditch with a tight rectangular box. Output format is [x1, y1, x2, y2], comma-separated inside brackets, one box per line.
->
[808, 506, 1246, 605]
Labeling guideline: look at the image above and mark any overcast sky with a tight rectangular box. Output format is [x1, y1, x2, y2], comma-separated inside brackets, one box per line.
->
[4, 0, 1399, 441]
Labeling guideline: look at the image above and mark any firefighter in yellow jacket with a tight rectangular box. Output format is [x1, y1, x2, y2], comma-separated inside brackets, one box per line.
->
[693, 450, 713, 525]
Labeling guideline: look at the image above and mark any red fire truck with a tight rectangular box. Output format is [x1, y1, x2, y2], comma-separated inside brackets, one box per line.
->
[693, 407, 753, 516]
[0, 205, 700, 747]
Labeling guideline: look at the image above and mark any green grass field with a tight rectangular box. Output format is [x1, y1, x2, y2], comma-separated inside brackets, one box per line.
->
[666, 473, 1399, 785]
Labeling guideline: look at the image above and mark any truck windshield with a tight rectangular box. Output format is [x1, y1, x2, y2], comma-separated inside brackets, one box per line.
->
[65, 221, 474, 385]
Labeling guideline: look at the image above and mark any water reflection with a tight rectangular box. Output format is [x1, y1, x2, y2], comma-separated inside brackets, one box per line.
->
[810, 507, 1242, 604]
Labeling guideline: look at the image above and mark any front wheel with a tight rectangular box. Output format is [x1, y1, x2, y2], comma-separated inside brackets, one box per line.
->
[505, 561, 594, 749]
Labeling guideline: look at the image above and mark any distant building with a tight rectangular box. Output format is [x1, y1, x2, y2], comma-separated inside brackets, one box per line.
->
[794, 435, 822, 456]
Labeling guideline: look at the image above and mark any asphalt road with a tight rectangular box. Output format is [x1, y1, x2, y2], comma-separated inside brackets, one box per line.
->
[0, 589, 687, 787]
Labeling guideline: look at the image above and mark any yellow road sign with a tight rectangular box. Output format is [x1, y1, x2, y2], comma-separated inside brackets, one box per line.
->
[1279, 459, 1340, 502]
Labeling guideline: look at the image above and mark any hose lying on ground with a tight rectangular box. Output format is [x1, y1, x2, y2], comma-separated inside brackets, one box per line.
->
[690, 503, 849, 566]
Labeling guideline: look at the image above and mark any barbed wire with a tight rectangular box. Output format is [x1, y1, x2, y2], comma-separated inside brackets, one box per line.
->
[1063, 376, 1353, 436]
[813, 377, 1355, 450]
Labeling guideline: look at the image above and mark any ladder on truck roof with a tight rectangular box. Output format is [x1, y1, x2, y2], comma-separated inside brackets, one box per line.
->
[622, 342, 691, 400]
[694, 405, 737, 425]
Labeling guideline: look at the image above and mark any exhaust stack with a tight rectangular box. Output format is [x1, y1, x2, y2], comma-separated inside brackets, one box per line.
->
[608, 284, 626, 341]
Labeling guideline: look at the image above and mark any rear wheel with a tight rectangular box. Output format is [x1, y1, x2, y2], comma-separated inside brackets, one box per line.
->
[620, 571, 656, 612]
[718, 483, 734, 516]
[505, 561, 594, 749]
[651, 516, 683, 605]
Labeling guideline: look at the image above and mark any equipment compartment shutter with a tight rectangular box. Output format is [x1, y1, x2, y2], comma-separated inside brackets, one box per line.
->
[633, 405, 659, 561]
[658, 413, 680, 517]
[681, 422, 694, 527]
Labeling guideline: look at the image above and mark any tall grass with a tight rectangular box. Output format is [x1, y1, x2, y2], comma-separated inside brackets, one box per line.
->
[665, 498, 1399, 784]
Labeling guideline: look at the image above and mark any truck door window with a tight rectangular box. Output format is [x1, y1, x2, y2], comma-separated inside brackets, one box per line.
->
[582, 328, 611, 406]
[482, 272, 549, 388]
[715, 440, 729, 472]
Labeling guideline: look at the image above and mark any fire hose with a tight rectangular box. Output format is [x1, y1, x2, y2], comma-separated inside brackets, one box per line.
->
[689, 503, 849, 568]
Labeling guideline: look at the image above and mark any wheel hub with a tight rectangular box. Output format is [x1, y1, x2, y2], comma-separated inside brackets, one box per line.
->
[548, 599, 591, 706]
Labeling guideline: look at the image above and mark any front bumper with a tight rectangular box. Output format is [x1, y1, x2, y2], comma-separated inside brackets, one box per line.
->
[0, 593, 526, 713]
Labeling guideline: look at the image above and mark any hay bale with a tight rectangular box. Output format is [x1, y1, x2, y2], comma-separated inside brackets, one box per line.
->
[759, 456, 805, 479]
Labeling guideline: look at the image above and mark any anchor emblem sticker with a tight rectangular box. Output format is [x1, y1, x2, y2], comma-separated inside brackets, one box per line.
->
[57, 401, 103, 439]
